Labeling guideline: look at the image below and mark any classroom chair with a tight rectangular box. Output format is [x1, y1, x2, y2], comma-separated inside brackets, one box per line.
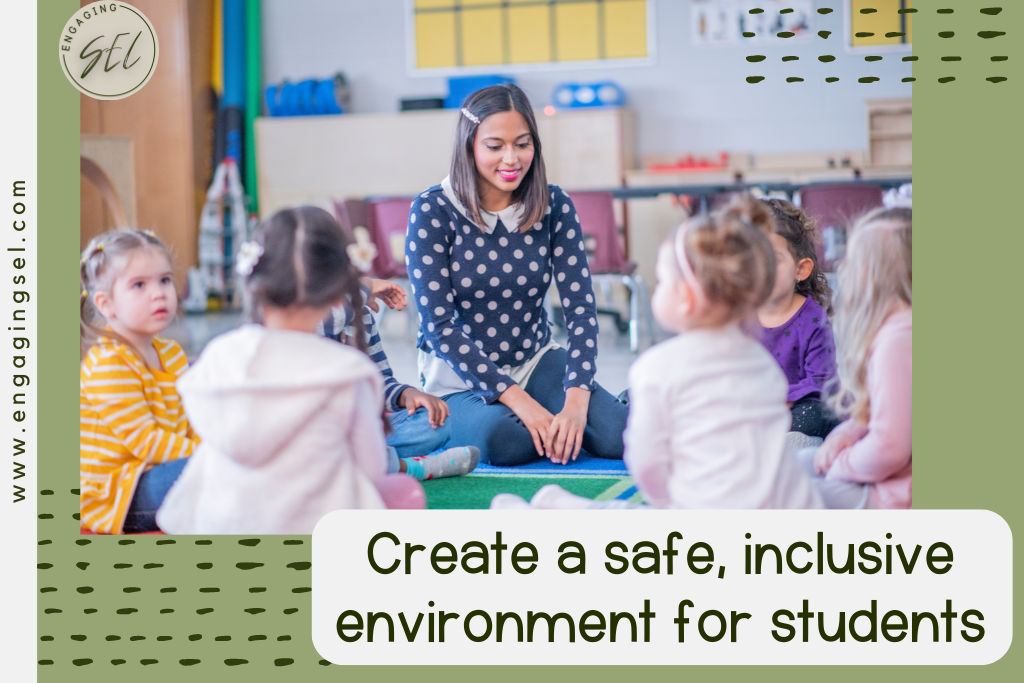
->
[798, 183, 885, 272]
[332, 198, 362, 243]
[331, 197, 417, 338]
[368, 197, 417, 339]
[366, 197, 413, 280]
[569, 191, 654, 352]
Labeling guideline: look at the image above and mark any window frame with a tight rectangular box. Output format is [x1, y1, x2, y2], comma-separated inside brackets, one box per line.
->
[404, 0, 657, 77]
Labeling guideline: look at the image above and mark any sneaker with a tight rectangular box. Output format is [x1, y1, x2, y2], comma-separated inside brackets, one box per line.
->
[490, 493, 532, 510]
[530, 484, 592, 509]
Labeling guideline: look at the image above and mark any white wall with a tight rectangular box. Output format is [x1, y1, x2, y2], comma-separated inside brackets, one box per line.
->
[261, 0, 912, 160]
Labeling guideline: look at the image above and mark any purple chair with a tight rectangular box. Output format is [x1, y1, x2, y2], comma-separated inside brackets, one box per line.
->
[798, 183, 885, 272]
[333, 197, 417, 337]
[367, 197, 415, 280]
[331, 198, 360, 238]
[570, 191, 654, 352]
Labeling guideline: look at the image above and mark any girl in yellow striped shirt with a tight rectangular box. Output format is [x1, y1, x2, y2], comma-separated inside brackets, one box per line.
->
[80, 230, 196, 534]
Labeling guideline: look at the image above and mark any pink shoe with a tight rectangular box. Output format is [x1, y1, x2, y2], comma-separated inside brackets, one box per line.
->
[376, 474, 426, 510]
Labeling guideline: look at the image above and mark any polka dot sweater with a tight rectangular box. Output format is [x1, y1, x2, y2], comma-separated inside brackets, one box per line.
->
[406, 184, 599, 404]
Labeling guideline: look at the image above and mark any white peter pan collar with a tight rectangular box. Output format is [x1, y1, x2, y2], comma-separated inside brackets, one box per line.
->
[440, 175, 524, 234]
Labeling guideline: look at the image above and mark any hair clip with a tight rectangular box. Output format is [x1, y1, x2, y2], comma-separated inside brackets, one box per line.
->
[144, 230, 156, 237]
[82, 289, 89, 298]
[95, 244, 104, 251]
[81, 257, 86, 264]
[461, 107, 481, 125]
[235, 240, 264, 277]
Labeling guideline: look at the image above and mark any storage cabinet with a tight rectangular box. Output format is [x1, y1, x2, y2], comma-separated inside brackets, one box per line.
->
[868, 99, 912, 167]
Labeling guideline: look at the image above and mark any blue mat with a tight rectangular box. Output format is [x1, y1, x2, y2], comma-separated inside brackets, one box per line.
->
[474, 452, 628, 476]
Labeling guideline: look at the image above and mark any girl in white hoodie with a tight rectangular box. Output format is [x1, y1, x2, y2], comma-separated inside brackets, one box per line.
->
[157, 207, 424, 535]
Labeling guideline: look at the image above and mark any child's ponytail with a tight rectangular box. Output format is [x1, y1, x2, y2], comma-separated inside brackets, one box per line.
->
[244, 206, 384, 429]
[244, 206, 368, 354]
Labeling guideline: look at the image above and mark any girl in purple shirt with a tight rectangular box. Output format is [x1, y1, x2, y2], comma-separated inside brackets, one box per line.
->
[757, 199, 840, 438]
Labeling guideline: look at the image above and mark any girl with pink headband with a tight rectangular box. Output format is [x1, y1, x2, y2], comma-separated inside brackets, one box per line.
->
[499, 197, 824, 510]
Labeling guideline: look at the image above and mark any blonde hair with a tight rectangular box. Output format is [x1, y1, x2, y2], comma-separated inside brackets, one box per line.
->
[828, 208, 912, 423]
[670, 196, 777, 325]
[80, 229, 174, 361]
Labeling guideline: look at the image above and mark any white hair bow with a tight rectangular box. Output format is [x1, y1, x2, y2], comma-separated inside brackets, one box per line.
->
[235, 240, 264, 276]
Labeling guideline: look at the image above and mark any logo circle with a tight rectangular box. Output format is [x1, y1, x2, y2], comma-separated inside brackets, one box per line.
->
[58, 3, 159, 100]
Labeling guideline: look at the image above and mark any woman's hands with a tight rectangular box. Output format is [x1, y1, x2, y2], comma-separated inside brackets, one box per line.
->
[499, 385, 555, 459]
[546, 387, 590, 464]
[499, 385, 591, 464]
[398, 387, 449, 428]
[362, 277, 407, 313]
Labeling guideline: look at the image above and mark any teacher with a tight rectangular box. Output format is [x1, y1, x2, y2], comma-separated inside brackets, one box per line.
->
[405, 83, 628, 467]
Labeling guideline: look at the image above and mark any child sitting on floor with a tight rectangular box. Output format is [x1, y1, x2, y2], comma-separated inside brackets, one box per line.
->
[157, 207, 424, 534]
[757, 199, 840, 441]
[494, 198, 823, 510]
[80, 229, 197, 534]
[799, 208, 912, 509]
[318, 278, 479, 480]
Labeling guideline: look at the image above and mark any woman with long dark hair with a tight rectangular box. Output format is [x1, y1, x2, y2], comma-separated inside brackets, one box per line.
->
[405, 84, 627, 466]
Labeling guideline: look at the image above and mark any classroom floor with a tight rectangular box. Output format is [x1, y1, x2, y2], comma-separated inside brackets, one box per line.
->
[163, 296, 662, 509]
[166, 296, 661, 396]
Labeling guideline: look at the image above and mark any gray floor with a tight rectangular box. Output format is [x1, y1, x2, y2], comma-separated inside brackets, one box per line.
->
[163, 295, 664, 397]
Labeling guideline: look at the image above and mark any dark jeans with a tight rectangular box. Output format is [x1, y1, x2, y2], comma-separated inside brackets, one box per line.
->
[790, 398, 841, 439]
[123, 457, 189, 533]
[443, 347, 628, 467]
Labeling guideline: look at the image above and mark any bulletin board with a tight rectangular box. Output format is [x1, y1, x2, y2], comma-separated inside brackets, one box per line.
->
[847, 0, 914, 50]
[407, 0, 653, 74]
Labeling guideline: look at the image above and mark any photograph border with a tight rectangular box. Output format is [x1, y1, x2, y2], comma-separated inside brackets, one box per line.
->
[35, 1, 1021, 680]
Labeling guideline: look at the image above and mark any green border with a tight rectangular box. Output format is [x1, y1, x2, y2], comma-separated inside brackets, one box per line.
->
[38, 1, 1020, 680]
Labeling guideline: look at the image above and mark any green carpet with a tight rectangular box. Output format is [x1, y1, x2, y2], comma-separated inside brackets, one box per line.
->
[423, 474, 631, 510]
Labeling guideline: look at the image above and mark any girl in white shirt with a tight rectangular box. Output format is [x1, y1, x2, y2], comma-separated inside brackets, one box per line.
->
[499, 198, 823, 510]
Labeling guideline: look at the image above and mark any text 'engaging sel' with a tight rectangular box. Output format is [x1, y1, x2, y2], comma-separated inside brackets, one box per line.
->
[311, 510, 1011, 665]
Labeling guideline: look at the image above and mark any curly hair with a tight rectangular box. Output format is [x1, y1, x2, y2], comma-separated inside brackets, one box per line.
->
[762, 198, 833, 315]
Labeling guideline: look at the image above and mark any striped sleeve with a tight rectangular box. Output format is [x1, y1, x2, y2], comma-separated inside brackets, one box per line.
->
[82, 350, 196, 466]
[321, 285, 413, 414]
[359, 307, 413, 413]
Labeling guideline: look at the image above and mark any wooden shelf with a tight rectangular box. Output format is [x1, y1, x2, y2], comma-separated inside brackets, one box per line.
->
[868, 98, 912, 166]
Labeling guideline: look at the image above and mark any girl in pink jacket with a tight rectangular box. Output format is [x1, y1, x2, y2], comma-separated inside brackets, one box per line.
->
[802, 207, 912, 509]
